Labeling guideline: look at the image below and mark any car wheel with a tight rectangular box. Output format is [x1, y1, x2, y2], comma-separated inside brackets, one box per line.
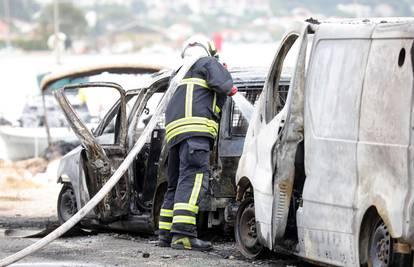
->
[57, 183, 78, 224]
[368, 218, 393, 267]
[235, 197, 264, 259]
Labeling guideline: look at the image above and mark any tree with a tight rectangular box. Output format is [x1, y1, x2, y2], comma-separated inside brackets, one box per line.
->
[37, 2, 88, 39]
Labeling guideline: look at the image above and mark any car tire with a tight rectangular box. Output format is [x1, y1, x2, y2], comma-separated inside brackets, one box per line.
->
[235, 197, 264, 259]
[367, 218, 393, 267]
[57, 183, 78, 225]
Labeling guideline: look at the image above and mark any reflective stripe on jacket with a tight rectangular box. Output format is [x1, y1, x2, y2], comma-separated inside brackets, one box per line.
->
[165, 56, 233, 147]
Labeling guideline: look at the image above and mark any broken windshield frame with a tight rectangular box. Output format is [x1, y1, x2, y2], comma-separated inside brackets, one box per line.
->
[54, 82, 127, 150]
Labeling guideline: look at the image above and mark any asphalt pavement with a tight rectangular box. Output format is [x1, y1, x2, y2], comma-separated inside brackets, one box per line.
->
[0, 225, 313, 267]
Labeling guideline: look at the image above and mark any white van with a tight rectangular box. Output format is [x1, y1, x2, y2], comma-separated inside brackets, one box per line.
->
[235, 18, 414, 266]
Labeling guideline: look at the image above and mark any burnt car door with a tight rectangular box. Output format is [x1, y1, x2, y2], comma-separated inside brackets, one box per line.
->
[54, 82, 130, 222]
[215, 70, 265, 198]
[126, 75, 170, 215]
[270, 23, 309, 243]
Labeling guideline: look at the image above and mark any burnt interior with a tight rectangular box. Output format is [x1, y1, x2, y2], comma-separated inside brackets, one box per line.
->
[212, 84, 264, 199]
[128, 78, 296, 222]
[133, 128, 165, 212]
[76, 72, 296, 230]
[131, 84, 265, 214]
[277, 79, 305, 244]
[285, 140, 306, 242]
[276, 80, 290, 113]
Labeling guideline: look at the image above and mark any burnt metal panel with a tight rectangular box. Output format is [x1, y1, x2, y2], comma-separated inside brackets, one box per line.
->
[357, 38, 414, 240]
[271, 26, 309, 243]
[54, 82, 129, 222]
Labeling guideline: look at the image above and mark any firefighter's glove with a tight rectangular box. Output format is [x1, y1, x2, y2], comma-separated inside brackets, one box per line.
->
[229, 86, 238, 97]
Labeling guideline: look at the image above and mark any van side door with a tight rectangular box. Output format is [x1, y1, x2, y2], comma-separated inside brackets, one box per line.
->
[300, 24, 373, 265]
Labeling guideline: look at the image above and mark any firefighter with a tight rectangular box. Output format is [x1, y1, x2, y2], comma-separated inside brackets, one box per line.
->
[158, 35, 237, 251]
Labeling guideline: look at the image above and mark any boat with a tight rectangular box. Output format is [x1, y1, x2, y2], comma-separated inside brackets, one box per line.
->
[0, 94, 87, 161]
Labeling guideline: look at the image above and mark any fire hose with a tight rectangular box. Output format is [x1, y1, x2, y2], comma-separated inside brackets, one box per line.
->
[0, 55, 202, 266]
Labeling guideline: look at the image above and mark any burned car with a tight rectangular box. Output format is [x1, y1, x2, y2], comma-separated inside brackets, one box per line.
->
[42, 63, 287, 234]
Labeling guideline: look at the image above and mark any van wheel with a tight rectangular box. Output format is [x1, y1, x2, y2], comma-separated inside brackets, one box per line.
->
[368, 218, 393, 266]
[235, 198, 264, 259]
[57, 183, 78, 224]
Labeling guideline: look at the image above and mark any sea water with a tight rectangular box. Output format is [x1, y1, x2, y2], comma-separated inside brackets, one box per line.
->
[232, 93, 254, 122]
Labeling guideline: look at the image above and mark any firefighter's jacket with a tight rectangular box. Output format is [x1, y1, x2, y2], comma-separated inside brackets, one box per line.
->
[165, 56, 233, 147]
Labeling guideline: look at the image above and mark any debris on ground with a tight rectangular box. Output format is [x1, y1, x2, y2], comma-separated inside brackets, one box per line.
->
[142, 252, 150, 258]
[0, 157, 62, 219]
[0, 157, 48, 190]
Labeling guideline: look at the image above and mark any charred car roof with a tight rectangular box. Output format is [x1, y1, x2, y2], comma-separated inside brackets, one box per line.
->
[40, 63, 164, 93]
[41, 63, 273, 97]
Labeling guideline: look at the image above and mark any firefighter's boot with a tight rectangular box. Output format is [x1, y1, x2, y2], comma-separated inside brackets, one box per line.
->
[158, 234, 171, 247]
[171, 234, 212, 251]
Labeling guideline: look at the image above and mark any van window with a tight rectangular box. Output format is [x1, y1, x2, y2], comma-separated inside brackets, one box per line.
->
[307, 39, 370, 140]
[265, 34, 299, 123]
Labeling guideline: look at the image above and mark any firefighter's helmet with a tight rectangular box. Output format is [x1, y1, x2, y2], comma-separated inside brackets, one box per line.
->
[181, 35, 218, 59]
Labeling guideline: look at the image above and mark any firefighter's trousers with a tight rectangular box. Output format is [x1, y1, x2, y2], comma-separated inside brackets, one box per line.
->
[159, 136, 210, 238]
